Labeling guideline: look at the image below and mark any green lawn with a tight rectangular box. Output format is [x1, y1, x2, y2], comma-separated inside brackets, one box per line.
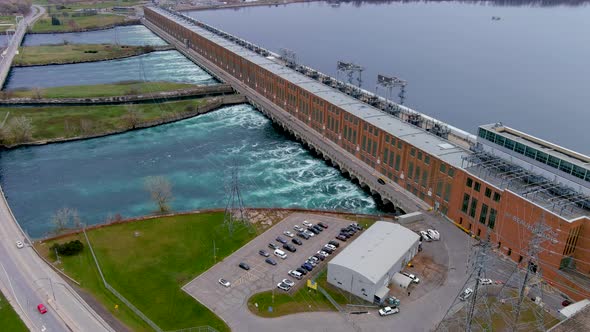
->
[0, 15, 16, 32]
[0, 291, 28, 332]
[14, 44, 155, 66]
[8, 81, 201, 99]
[0, 98, 207, 143]
[37, 212, 257, 331]
[31, 14, 128, 33]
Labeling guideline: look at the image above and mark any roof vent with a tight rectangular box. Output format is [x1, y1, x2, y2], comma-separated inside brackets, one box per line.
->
[438, 143, 455, 150]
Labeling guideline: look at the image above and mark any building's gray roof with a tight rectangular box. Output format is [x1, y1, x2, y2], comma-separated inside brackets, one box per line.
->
[328, 221, 419, 284]
[152, 7, 471, 168]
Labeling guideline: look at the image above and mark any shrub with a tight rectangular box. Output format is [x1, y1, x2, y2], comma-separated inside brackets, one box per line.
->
[51, 16, 61, 26]
[50, 240, 84, 256]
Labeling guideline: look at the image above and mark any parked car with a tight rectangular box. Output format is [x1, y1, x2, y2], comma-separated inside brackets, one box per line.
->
[317, 222, 328, 229]
[218, 278, 231, 287]
[283, 244, 297, 252]
[336, 234, 347, 241]
[317, 250, 329, 258]
[313, 253, 325, 261]
[239, 262, 250, 270]
[15, 241, 24, 249]
[459, 288, 474, 301]
[322, 246, 334, 254]
[402, 272, 420, 284]
[419, 231, 432, 242]
[265, 258, 277, 266]
[268, 243, 279, 250]
[303, 230, 315, 237]
[274, 249, 288, 259]
[562, 299, 572, 307]
[292, 238, 303, 246]
[377, 178, 387, 185]
[427, 229, 440, 241]
[296, 267, 308, 275]
[283, 230, 295, 238]
[289, 270, 303, 280]
[282, 279, 295, 287]
[312, 225, 323, 232]
[307, 227, 320, 235]
[339, 232, 351, 239]
[479, 278, 493, 286]
[329, 240, 340, 248]
[378, 306, 399, 316]
[294, 225, 304, 232]
[351, 222, 363, 230]
[277, 282, 291, 291]
[37, 304, 48, 314]
[302, 220, 313, 227]
[298, 231, 311, 240]
[276, 236, 288, 244]
[302, 263, 313, 271]
[325, 244, 337, 251]
[306, 259, 317, 267]
[259, 250, 270, 257]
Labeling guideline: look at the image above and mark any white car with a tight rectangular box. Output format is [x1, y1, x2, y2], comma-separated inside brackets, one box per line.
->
[325, 244, 337, 251]
[15, 241, 24, 249]
[277, 282, 291, 291]
[459, 288, 474, 301]
[479, 278, 493, 286]
[302, 220, 313, 227]
[293, 225, 304, 232]
[218, 278, 231, 287]
[419, 231, 432, 242]
[282, 279, 295, 287]
[427, 229, 440, 240]
[303, 230, 315, 237]
[402, 272, 420, 284]
[308, 256, 319, 263]
[288, 270, 302, 280]
[379, 306, 400, 316]
[317, 250, 329, 257]
[283, 230, 295, 238]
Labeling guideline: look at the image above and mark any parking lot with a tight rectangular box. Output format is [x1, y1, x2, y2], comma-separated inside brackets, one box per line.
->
[182, 213, 361, 328]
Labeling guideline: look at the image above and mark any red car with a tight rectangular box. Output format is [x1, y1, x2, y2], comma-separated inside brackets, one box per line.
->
[37, 304, 47, 314]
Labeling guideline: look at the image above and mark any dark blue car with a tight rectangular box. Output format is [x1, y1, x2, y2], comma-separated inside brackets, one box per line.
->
[302, 262, 313, 271]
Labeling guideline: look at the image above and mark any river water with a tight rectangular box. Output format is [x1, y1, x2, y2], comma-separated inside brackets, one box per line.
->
[189, 1, 590, 154]
[3, 50, 218, 90]
[22, 25, 168, 46]
[0, 104, 377, 237]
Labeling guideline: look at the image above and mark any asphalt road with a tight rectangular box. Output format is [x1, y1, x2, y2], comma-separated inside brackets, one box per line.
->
[0, 185, 114, 332]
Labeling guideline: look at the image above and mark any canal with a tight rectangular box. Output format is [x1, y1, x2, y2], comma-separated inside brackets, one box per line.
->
[22, 25, 168, 46]
[189, 1, 590, 154]
[3, 50, 218, 90]
[0, 104, 377, 238]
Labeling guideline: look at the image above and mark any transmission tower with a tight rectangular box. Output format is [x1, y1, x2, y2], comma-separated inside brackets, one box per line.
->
[223, 166, 250, 236]
[280, 48, 297, 68]
[436, 234, 495, 332]
[336, 61, 364, 88]
[493, 214, 553, 332]
[376, 74, 407, 105]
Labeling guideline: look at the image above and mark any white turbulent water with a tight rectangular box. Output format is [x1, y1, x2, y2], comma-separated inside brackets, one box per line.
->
[0, 104, 377, 237]
[22, 25, 169, 46]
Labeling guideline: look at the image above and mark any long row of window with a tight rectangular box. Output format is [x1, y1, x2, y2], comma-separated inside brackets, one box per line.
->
[462, 193, 496, 229]
[478, 128, 590, 182]
[466, 177, 501, 202]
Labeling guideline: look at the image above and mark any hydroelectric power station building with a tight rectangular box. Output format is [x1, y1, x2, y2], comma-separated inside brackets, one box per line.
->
[144, 6, 590, 301]
[327, 221, 420, 303]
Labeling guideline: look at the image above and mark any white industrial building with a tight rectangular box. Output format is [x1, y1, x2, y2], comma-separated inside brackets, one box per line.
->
[327, 221, 420, 304]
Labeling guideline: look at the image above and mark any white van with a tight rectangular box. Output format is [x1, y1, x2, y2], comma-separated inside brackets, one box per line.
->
[288, 270, 302, 280]
[274, 249, 287, 259]
[459, 288, 474, 301]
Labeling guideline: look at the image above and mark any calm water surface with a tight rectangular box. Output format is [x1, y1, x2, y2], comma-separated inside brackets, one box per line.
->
[190, 2, 590, 154]
[22, 25, 168, 46]
[0, 104, 377, 237]
[3, 50, 217, 90]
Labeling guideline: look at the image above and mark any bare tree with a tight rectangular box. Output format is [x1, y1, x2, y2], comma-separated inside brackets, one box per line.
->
[52, 207, 81, 234]
[32, 87, 43, 100]
[79, 119, 94, 136]
[144, 176, 173, 213]
[122, 104, 142, 129]
[1, 116, 33, 144]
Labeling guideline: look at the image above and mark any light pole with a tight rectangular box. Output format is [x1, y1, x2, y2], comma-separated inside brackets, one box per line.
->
[35, 278, 56, 303]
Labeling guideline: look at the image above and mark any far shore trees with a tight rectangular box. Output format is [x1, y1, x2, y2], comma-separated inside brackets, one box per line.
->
[0, 116, 33, 144]
[145, 176, 173, 213]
